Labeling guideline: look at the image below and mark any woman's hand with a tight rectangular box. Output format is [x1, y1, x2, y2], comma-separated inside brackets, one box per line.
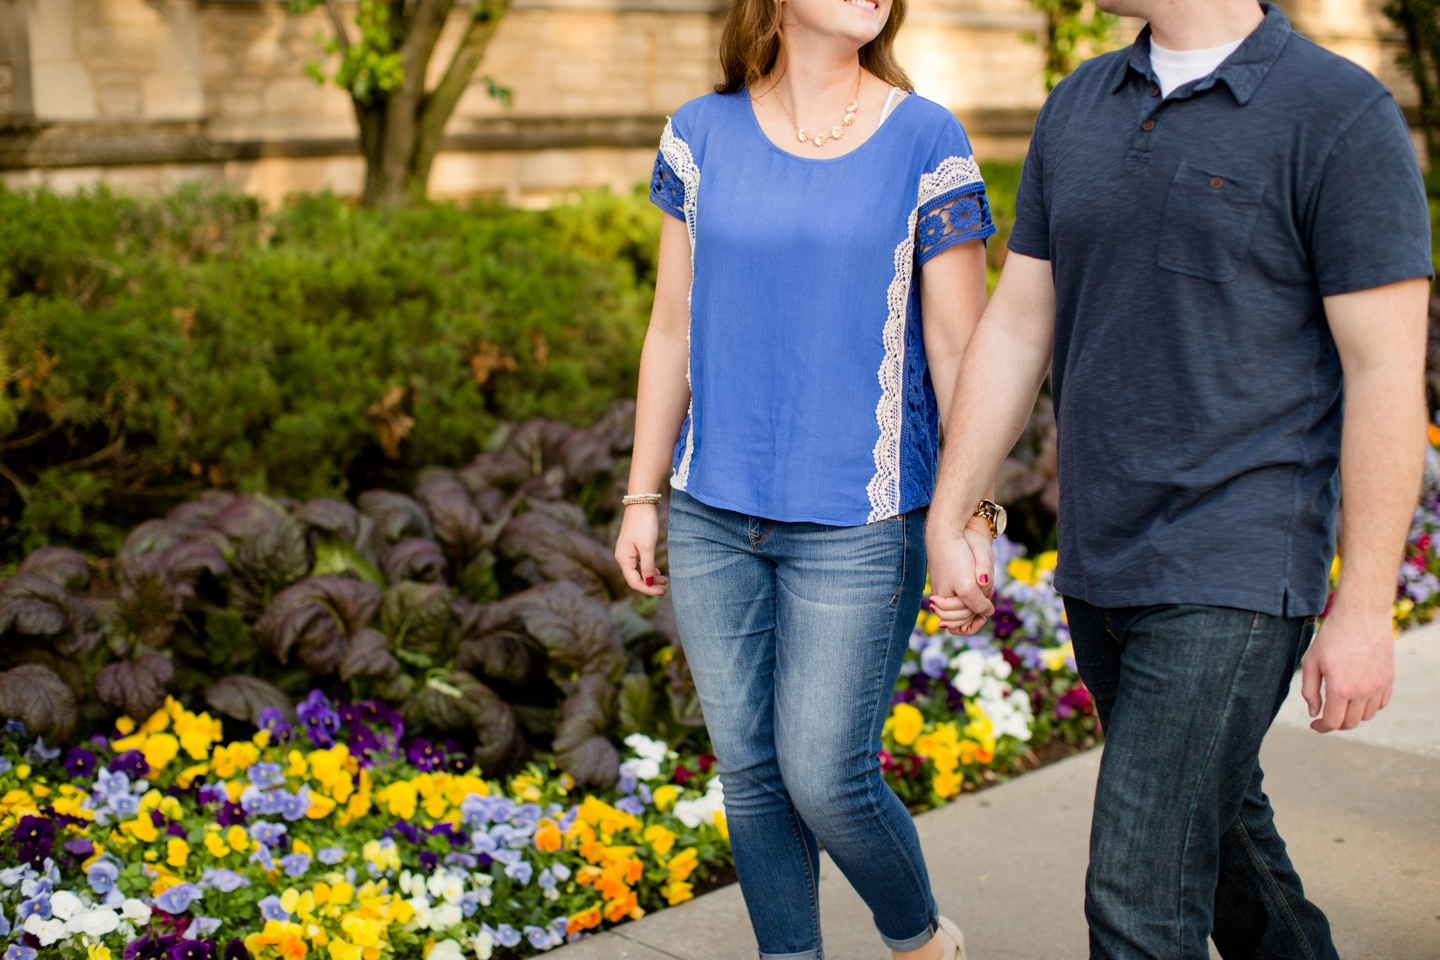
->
[615, 504, 669, 596]
[927, 517, 995, 635]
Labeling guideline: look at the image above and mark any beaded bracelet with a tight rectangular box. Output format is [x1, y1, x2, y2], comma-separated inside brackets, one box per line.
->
[622, 493, 664, 506]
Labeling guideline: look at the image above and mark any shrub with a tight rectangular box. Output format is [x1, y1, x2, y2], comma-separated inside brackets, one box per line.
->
[0, 186, 660, 563]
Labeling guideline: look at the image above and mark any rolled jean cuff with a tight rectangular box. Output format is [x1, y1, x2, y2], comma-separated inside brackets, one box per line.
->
[758, 950, 824, 960]
[879, 919, 937, 953]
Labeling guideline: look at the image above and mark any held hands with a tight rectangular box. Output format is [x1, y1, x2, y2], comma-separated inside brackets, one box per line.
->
[614, 504, 669, 596]
[1300, 599, 1395, 732]
[925, 516, 997, 635]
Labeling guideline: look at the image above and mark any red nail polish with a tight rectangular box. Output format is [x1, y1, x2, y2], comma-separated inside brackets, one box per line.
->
[645, 576, 655, 586]
[979, 574, 989, 585]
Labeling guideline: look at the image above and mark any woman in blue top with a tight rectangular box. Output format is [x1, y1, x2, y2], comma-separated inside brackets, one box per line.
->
[614, 0, 998, 956]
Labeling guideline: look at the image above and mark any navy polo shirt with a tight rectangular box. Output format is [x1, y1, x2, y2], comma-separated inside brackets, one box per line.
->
[1009, 3, 1433, 617]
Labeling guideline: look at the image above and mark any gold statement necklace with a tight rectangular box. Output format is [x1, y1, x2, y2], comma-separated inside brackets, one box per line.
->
[769, 66, 862, 149]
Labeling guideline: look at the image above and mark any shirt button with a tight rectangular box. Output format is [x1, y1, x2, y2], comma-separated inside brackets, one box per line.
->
[1210, 176, 1224, 189]
[1141, 119, 1155, 131]
[1150, 85, 1160, 96]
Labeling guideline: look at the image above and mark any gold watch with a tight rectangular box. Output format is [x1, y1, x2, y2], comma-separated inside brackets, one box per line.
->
[973, 499, 1007, 539]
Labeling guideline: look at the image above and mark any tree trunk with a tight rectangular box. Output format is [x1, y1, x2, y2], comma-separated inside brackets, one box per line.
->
[407, 0, 512, 204]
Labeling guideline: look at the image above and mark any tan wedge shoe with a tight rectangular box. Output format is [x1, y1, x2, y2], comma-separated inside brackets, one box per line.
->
[935, 916, 967, 960]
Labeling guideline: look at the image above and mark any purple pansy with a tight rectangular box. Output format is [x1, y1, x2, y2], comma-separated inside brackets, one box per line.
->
[62, 748, 97, 778]
[108, 750, 148, 779]
[295, 691, 340, 748]
[256, 708, 291, 744]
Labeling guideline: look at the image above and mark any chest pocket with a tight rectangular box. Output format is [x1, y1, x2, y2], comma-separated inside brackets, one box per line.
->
[1157, 161, 1266, 283]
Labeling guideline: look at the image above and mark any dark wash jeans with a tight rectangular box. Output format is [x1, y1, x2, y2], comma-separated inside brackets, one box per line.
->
[1063, 599, 1340, 960]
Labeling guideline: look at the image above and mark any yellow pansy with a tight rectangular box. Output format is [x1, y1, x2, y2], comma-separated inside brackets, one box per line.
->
[88, 946, 112, 960]
[663, 881, 694, 905]
[376, 781, 416, 820]
[204, 832, 230, 858]
[889, 703, 924, 747]
[176, 763, 210, 790]
[227, 825, 250, 852]
[120, 816, 158, 844]
[285, 750, 308, 778]
[141, 734, 180, 773]
[651, 784, 679, 812]
[933, 770, 962, 798]
[1007, 557, 1036, 586]
[666, 847, 699, 884]
[306, 792, 337, 819]
[1038, 642, 1074, 672]
[158, 796, 184, 821]
[166, 838, 190, 867]
[714, 810, 729, 841]
[174, 708, 223, 760]
[328, 942, 363, 960]
[642, 824, 676, 856]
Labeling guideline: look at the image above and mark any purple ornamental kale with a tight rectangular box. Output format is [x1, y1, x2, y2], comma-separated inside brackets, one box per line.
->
[108, 750, 148, 779]
[295, 691, 340, 748]
[63, 748, 97, 778]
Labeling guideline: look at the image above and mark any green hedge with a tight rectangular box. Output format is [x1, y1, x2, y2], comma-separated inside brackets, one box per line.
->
[0, 165, 1024, 565]
[0, 186, 661, 561]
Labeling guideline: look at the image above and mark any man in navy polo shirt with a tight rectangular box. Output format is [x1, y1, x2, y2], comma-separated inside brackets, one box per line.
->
[926, 0, 1432, 957]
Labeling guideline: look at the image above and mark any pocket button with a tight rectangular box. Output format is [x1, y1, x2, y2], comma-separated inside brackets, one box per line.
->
[1142, 119, 1155, 131]
[1210, 176, 1224, 189]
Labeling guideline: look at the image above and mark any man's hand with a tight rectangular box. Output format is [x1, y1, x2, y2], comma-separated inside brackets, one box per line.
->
[1301, 601, 1395, 732]
[1309, 276, 1428, 732]
[926, 517, 996, 635]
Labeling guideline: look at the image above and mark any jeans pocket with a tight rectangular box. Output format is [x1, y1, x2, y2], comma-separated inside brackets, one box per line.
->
[1157, 161, 1266, 283]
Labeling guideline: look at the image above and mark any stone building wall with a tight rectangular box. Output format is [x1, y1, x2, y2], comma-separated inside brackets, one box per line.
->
[0, 0, 1421, 204]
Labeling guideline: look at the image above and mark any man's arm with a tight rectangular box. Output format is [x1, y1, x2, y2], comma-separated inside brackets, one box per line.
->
[1302, 277, 1429, 732]
[927, 252, 1056, 632]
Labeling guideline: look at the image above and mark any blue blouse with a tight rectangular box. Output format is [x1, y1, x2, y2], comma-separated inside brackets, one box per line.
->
[649, 91, 995, 526]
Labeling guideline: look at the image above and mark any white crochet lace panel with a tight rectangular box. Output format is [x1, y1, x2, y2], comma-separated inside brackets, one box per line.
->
[660, 119, 701, 491]
[865, 155, 985, 523]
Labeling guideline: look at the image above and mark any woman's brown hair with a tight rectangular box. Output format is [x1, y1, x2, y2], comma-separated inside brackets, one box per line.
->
[715, 0, 913, 94]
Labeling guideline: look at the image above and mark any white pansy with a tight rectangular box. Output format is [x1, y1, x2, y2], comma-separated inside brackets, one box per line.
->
[406, 896, 433, 928]
[75, 908, 121, 938]
[619, 757, 661, 782]
[623, 733, 669, 764]
[472, 931, 495, 960]
[428, 870, 466, 904]
[433, 903, 463, 930]
[24, 914, 67, 946]
[673, 776, 725, 828]
[49, 891, 84, 921]
[120, 899, 152, 924]
[428, 939, 465, 960]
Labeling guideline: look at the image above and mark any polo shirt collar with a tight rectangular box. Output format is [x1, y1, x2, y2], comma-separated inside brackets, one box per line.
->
[1111, 2, 1292, 105]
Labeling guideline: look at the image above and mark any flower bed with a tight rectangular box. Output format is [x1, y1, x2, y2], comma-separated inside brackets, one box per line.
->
[1387, 425, 1440, 629]
[882, 539, 1097, 811]
[0, 697, 729, 960]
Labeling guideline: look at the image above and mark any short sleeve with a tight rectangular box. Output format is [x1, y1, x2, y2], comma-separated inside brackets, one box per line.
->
[1311, 95, 1433, 296]
[915, 117, 997, 268]
[1007, 99, 1052, 261]
[649, 149, 686, 221]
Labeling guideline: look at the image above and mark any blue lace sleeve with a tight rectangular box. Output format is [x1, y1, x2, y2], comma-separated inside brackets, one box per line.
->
[649, 151, 686, 221]
[916, 187, 995, 267]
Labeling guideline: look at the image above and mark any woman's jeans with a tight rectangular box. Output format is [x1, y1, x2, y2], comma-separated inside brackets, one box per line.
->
[667, 490, 937, 959]
[1064, 598, 1339, 960]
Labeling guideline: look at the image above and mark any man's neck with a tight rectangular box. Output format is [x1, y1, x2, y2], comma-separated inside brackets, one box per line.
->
[1147, 0, 1264, 51]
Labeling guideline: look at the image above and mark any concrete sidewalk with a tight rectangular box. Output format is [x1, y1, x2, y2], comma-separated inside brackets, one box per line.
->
[555, 625, 1440, 960]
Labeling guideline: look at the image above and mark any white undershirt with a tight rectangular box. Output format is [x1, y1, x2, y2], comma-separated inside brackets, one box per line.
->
[1150, 37, 1244, 97]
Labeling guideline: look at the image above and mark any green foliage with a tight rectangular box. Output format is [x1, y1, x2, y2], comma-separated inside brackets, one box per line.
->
[0, 185, 660, 563]
[1385, 0, 1440, 166]
[1026, 0, 1121, 91]
[979, 160, 1023, 292]
[292, 0, 404, 103]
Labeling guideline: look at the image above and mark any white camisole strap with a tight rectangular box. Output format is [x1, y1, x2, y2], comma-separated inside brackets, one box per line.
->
[877, 86, 904, 128]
